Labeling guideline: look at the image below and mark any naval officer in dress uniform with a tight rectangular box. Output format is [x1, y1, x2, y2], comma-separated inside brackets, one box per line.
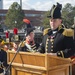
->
[39, 3, 75, 58]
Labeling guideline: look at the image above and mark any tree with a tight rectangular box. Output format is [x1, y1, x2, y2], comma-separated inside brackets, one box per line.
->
[62, 3, 74, 28]
[5, 2, 25, 29]
[43, 11, 50, 28]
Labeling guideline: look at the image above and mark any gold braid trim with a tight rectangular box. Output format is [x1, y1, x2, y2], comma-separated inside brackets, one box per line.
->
[32, 46, 36, 50]
[60, 51, 64, 58]
[51, 6, 56, 18]
[19, 41, 25, 47]
[58, 25, 63, 31]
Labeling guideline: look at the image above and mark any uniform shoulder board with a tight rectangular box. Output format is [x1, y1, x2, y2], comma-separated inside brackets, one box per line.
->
[62, 29, 74, 37]
[43, 28, 50, 35]
[19, 41, 25, 47]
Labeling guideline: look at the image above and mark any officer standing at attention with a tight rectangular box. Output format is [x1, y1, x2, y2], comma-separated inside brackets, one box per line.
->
[0, 38, 8, 75]
[19, 19, 39, 52]
[39, 2, 75, 58]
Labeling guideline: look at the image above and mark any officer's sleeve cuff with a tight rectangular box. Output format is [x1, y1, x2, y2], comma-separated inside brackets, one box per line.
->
[57, 51, 64, 58]
[1, 62, 5, 68]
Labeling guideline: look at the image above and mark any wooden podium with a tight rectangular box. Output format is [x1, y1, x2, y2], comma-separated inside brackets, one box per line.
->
[7, 51, 71, 75]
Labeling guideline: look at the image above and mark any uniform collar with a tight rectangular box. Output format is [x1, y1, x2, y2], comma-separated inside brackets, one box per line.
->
[52, 25, 63, 33]
[48, 25, 62, 35]
[52, 28, 58, 34]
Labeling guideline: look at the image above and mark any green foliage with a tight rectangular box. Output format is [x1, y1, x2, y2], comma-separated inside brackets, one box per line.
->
[62, 3, 74, 28]
[5, 2, 25, 29]
[43, 11, 50, 28]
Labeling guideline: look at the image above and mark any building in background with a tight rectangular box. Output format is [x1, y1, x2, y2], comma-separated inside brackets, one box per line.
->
[0, 9, 46, 27]
[0, 0, 3, 9]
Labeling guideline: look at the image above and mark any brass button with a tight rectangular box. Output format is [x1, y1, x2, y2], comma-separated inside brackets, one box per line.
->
[58, 52, 60, 55]
[47, 38, 49, 42]
[46, 49, 48, 52]
[46, 41, 48, 44]
[51, 46, 53, 48]
[51, 49, 53, 51]
[51, 42, 53, 44]
[50, 39, 54, 42]
[46, 46, 48, 49]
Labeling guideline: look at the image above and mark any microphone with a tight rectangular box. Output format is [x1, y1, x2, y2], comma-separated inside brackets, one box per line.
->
[4, 33, 26, 75]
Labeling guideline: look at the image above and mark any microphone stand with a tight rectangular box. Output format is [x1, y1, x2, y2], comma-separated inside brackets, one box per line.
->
[4, 34, 26, 75]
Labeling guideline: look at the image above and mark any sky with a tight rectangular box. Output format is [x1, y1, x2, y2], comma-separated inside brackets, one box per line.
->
[3, 0, 75, 11]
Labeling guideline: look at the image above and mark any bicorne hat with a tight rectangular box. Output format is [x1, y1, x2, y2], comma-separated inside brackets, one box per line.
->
[23, 19, 35, 36]
[47, 2, 62, 19]
[26, 27, 35, 36]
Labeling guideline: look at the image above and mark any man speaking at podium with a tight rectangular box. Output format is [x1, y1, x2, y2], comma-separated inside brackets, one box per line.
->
[39, 3, 75, 58]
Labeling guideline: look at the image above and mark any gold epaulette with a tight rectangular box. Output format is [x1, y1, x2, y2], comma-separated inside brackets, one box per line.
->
[1, 40, 5, 45]
[62, 29, 74, 37]
[1, 40, 11, 45]
[1, 41, 14, 47]
[43, 28, 50, 35]
[19, 41, 25, 47]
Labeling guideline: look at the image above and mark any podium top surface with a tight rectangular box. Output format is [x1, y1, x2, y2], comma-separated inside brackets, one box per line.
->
[7, 51, 71, 70]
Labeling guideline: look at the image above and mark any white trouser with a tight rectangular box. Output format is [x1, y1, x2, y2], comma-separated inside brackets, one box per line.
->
[0, 73, 4, 75]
